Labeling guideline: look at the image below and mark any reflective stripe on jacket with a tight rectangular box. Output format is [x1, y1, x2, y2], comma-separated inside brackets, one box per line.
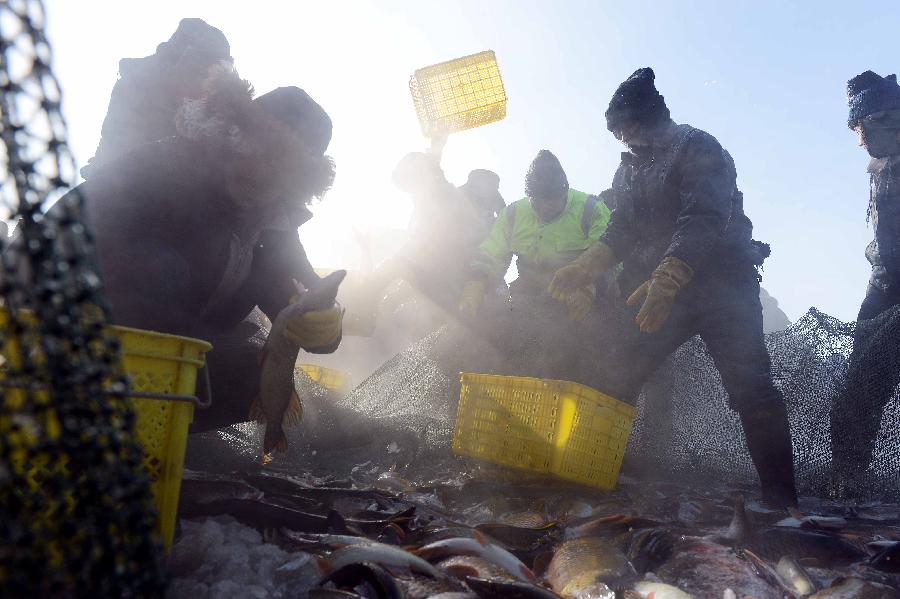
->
[471, 188, 611, 283]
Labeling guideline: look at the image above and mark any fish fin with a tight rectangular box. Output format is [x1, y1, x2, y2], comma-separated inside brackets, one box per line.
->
[726, 494, 750, 544]
[473, 529, 490, 547]
[519, 564, 538, 582]
[248, 396, 265, 422]
[532, 550, 554, 578]
[260, 451, 273, 466]
[787, 506, 804, 520]
[647, 593, 655, 599]
[327, 509, 350, 534]
[316, 556, 332, 575]
[263, 427, 287, 454]
[283, 391, 303, 427]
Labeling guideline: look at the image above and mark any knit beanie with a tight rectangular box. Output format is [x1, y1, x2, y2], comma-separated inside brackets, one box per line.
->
[525, 150, 568, 199]
[847, 70, 900, 128]
[605, 67, 670, 131]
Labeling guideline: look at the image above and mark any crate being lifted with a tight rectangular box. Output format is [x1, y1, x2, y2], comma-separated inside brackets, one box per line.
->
[409, 50, 507, 137]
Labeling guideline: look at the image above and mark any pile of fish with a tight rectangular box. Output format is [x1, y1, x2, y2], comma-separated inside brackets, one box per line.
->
[174, 466, 900, 599]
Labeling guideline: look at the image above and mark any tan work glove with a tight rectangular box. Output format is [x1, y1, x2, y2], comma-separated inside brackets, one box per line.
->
[285, 305, 343, 350]
[549, 241, 618, 302]
[626, 256, 694, 333]
[458, 279, 486, 317]
[566, 285, 596, 322]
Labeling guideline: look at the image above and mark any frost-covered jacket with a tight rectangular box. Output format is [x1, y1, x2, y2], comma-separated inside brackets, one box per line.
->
[600, 121, 761, 293]
[63, 137, 322, 341]
[866, 155, 900, 292]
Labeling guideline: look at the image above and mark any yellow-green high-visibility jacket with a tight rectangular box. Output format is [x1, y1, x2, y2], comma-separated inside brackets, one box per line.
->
[471, 188, 611, 286]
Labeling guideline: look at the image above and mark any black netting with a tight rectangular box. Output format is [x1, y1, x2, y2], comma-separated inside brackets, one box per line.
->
[631, 307, 900, 501]
[331, 305, 899, 502]
[0, 0, 165, 595]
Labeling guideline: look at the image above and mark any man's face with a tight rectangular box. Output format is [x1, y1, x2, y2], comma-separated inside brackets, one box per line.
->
[530, 190, 567, 223]
[855, 121, 900, 158]
[610, 118, 654, 154]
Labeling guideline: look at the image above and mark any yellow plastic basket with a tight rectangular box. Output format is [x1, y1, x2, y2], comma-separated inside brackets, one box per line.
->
[115, 325, 211, 548]
[409, 50, 507, 137]
[453, 373, 635, 490]
[0, 310, 211, 549]
[296, 363, 350, 394]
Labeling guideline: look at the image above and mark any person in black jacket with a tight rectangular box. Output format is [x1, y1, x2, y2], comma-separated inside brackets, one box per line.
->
[56, 66, 342, 433]
[549, 68, 797, 508]
[829, 71, 900, 490]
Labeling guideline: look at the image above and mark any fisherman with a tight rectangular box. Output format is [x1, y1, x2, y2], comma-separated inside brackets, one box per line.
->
[829, 71, 900, 490]
[459, 168, 506, 224]
[58, 65, 343, 433]
[548, 68, 798, 508]
[365, 150, 499, 324]
[459, 149, 611, 383]
[82, 18, 232, 179]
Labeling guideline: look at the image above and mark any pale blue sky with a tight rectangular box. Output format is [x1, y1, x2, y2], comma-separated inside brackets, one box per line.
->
[45, 0, 899, 321]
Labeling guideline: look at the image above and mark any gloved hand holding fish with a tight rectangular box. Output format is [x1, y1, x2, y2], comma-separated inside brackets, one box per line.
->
[252, 270, 346, 460]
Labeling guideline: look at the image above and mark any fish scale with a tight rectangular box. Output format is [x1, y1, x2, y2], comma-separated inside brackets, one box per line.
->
[546, 537, 635, 598]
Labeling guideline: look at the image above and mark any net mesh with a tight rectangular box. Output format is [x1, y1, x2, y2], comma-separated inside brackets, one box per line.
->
[333, 305, 900, 502]
[0, 0, 165, 594]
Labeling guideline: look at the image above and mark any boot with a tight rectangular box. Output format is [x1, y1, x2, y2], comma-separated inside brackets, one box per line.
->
[739, 402, 798, 510]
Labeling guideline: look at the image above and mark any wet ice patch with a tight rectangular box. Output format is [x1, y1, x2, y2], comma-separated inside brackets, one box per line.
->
[167, 516, 319, 599]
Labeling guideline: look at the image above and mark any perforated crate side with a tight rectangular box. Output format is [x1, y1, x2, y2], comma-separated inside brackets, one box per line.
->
[454, 373, 558, 472]
[553, 382, 635, 490]
[409, 50, 507, 136]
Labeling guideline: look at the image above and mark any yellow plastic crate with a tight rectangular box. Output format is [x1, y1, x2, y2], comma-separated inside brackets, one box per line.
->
[0, 310, 211, 549]
[409, 50, 507, 137]
[296, 362, 350, 394]
[115, 325, 211, 548]
[453, 373, 635, 490]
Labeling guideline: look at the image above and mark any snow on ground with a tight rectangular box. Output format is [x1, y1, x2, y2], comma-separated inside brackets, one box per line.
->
[166, 517, 320, 599]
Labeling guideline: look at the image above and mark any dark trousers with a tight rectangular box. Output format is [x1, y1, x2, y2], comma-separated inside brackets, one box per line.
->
[593, 266, 795, 498]
[596, 267, 780, 416]
[830, 284, 900, 473]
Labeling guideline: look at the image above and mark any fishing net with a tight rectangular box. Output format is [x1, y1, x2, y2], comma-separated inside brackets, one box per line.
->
[0, 0, 165, 595]
[328, 301, 900, 502]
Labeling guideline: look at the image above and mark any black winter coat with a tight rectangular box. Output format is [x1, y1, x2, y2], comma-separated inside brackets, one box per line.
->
[61, 137, 321, 339]
[601, 122, 762, 293]
[866, 155, 900, 292]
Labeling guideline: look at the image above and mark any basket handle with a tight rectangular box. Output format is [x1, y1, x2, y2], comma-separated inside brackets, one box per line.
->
[0, 373, 212, 408]
[196, 363, 212, 409]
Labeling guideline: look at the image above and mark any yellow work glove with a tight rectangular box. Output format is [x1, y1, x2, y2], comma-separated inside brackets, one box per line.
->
[549, 241, 618, 302]
[626, 256, 694, 333]
[458, 280, 486, 317]
[566, 285, 596, 322]
[284, 306, 343, 350]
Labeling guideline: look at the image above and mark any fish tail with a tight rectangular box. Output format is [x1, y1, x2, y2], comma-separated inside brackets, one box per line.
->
[248, 396, 265, 422]
[263, 426, 288, 454]
[284, 390, 303, 426]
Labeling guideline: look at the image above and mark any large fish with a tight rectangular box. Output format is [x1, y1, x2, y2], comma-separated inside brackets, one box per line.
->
[323, 540, 442, 579]
[655, 537, 781, 599]
[251, 270, 346, 458]
[416, 531, 538, 583]
[545, 537, 635, 598]
[722, 495, 866, 568]
[464, 576, 564, 598]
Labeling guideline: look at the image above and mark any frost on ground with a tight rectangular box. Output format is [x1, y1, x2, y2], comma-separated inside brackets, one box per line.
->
[166, 517, 320, 599]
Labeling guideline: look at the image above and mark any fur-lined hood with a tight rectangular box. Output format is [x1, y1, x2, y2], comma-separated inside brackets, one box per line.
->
[176, 65, 335, 208]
